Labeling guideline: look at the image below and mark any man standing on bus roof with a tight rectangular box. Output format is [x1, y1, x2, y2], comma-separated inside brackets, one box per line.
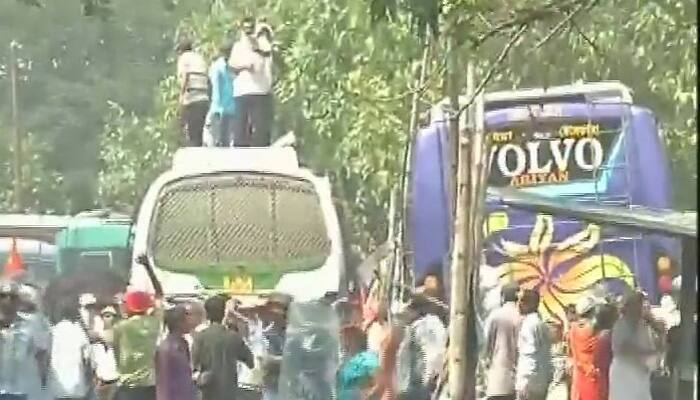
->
[176, 38, 210, 147]
[229, 16, 274, 147]
[207, 41, 236, 147]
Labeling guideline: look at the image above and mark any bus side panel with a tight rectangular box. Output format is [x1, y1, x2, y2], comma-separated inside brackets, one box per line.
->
[409, 123, 451, 284]
[480, 205, 658, 322]
[627, 107, 673, 208]
[626, 108, 681, 299]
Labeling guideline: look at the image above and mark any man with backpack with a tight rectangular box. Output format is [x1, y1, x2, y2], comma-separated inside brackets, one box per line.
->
[176, 38, 210, 147]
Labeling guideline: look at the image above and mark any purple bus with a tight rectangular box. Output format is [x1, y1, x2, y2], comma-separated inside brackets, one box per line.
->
[409, 81, 680, 322]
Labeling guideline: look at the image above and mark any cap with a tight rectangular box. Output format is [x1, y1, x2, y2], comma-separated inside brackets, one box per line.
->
[123, 290, 153, 314]
[575, 296, 597, 316]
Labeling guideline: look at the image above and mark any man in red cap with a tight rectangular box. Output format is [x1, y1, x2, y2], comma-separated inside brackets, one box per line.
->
[113, 288, 162, 400]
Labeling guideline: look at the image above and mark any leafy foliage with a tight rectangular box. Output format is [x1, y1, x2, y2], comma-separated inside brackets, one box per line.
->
[97, 79, 180, 214]
[9, 0, 698, 249]
[0, 131, 69, 213]
[1, 0, 200, 213]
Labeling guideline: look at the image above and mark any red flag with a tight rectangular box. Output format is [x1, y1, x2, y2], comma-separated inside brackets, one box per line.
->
[3, 237, 25, 279]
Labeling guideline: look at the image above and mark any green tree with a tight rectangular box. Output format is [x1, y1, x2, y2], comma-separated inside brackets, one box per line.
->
[1, 0, 200, 213]
[97, 0, 696, 250]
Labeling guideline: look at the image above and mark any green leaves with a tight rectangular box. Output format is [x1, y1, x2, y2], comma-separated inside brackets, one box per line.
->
[12, 0, 696, 245]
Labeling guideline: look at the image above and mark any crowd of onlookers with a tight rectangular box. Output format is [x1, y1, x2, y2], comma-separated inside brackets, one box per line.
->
[177, 16, 274, 148]
[0, 277, 287, 400]
[1, 264, 685, 400]
[482, 282, 679, 400]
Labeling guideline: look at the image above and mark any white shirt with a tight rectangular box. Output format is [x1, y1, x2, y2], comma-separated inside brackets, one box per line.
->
[515, 313, 551, 394]
[229, 36, 273, 96]
[49, 321, 91, 398]
[92, 343, 118, 382]
[411, 314, 448, 386]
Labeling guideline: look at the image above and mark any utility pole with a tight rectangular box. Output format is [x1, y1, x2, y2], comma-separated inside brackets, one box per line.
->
[9, 41, 23, 213]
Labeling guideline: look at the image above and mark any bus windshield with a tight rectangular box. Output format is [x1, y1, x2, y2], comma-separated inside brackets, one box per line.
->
[149, 172, 332, 290]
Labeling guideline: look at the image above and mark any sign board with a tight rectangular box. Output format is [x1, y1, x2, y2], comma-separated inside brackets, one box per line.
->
[487, 118, 622, 187]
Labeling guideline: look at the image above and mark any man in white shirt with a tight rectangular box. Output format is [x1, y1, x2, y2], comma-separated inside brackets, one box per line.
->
[50, 301, 92, 400]
[177, 38, 210, 147]
[483, 282, 522, 400]
[515, 289, 551, 400]
[229, 17, 274, 147]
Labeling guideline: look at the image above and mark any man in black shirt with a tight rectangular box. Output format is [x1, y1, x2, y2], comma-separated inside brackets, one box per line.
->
[192, 296, 254, 400]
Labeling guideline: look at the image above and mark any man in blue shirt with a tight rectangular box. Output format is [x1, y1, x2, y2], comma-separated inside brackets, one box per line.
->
[208, 42, 236, 147]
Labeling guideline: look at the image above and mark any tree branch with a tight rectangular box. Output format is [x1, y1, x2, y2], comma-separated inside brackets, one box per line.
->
[449, 0, 600, 120]
[570, 19, 605, 57]
[454, 24, 529, 119]
[473, 0, 594, 47]
[533, 1, 589, 49]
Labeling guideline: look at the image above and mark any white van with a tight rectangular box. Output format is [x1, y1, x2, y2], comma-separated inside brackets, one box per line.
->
[129, 147, 344, 302]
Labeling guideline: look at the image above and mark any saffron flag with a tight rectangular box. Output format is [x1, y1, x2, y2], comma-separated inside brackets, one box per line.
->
[3, 237, 25, 279]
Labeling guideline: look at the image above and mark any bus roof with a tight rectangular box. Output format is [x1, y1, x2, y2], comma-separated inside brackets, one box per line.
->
[171, 147, 300, 174]
[431, 81, 634, 123]
[56, 217, 132, 249]
[0, 214, 72, 243]
[485, 81, 634, 109]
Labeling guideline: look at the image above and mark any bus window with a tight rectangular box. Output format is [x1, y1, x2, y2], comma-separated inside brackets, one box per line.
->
[78, 251, 113, 271]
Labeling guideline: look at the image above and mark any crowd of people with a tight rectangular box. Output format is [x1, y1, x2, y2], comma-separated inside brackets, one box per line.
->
[0, 261, 683, 400]
[482, 282, 675, 400]
[176, 16, 274, 148]
[0, 276, 290, 400]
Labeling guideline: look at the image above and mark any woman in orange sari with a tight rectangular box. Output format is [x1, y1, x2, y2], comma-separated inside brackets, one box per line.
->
[569, 297, 613, 400]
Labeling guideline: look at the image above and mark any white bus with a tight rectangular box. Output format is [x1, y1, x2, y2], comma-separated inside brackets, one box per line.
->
[129, 146, 344, 302]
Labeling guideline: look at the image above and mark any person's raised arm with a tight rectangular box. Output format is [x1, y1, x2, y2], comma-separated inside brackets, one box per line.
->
[136, 254, 164, 300]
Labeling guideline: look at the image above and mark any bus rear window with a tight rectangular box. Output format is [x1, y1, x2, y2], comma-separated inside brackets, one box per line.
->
[150, 173, 331, 277]
[487, 117, 622, 187]
[78, 252, 113, 271]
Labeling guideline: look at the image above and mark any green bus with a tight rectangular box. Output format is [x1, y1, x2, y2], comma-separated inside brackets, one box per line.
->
[54, 211, 133, 280]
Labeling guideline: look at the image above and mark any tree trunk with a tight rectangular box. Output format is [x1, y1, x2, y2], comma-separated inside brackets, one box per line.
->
[446, 50, 471, 400]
